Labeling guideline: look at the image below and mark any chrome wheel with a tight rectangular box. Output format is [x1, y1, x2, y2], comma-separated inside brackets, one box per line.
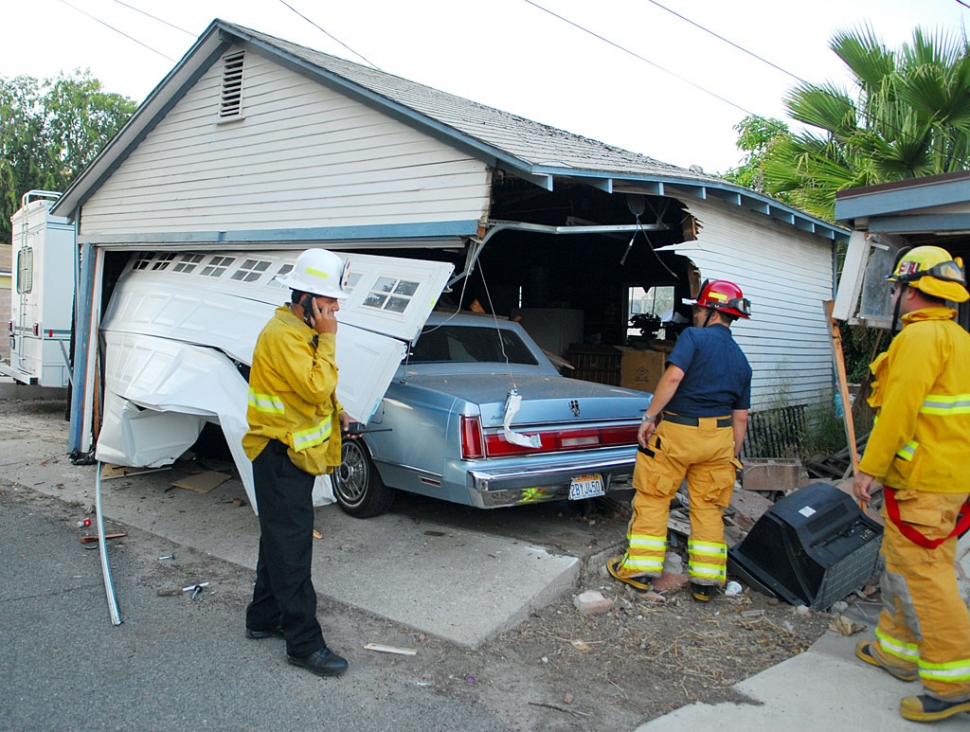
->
[333, 439, 394, 518]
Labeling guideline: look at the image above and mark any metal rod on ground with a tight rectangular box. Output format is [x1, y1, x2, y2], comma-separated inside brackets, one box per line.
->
[823, 300, 864, 510]
[95, 461, 122, 625]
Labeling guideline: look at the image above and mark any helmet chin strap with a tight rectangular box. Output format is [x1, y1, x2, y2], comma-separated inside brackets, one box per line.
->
[891, 285, 904, 335]
[702, 308, 715, 327]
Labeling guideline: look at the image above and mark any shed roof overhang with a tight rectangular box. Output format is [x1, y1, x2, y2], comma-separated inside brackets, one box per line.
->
[831, 171, 970, 322]
[835, 170, 970, 237]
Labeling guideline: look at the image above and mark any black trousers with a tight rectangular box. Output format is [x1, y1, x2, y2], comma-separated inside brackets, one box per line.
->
[246, 439, 325, 658]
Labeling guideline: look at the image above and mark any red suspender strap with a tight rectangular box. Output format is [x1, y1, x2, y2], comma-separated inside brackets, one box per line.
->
[883, 488, 970, 549]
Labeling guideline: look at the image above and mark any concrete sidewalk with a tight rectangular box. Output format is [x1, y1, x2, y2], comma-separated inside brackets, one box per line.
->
[636, 537, 970, 730]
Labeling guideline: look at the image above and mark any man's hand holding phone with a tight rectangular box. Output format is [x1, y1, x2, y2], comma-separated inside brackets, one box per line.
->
[306, 296, 339, 335]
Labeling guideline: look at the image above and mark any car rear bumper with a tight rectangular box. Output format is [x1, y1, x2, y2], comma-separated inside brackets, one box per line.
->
[466, 453, 636, 508]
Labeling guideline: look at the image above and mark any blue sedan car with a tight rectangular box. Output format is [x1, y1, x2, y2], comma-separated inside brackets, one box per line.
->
[332, 313, 652, 517]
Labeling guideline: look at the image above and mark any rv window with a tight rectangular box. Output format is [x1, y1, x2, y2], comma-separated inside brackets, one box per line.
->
[17, 248, 33, 294]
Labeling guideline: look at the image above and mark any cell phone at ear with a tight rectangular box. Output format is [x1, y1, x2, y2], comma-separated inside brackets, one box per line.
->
[300, 294, 313, 326]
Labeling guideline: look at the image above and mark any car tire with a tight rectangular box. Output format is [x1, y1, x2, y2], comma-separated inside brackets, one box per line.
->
[333, 439, 394, 518]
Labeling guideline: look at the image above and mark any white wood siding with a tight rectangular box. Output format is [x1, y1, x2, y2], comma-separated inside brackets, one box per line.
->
[674, 198, 836, 413]
[79, 48, 492, 236]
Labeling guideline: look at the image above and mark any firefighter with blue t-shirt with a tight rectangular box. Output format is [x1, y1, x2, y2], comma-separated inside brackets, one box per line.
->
[608, 279, 752, 603]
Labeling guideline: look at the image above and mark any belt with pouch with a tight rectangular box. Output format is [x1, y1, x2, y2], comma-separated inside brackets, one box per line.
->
[662, 412, 732, 428]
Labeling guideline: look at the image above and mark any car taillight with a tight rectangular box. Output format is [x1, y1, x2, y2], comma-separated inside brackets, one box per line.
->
[598, 424, 641, 447]
[483, 424, 640, 457]
[459, 415, 485, 459]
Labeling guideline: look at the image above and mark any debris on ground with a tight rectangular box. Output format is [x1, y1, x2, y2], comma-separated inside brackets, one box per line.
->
[573, 590, 613, 615]
[363, 643, 417, 656]
[79, 533, 126, 544]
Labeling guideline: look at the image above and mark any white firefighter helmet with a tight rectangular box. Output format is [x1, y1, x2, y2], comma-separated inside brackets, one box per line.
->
[275, 248, 350, 300]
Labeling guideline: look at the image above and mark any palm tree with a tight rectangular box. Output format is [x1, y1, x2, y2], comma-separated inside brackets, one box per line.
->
[762, 26, 970, 220]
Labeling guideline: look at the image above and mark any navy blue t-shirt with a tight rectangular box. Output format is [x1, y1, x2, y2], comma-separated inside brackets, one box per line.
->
[663, 324, 752, 417]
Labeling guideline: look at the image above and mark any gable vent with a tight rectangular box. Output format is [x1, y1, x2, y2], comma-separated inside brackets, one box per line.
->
[219, 50, 245, 119]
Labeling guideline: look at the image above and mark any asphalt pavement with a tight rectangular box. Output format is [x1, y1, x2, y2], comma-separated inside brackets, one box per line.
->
[4, 387, 970, 730]
[0, 490, 513, 732]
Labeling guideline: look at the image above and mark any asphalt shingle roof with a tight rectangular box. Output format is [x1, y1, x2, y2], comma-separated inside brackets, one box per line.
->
[230, 22, 721, 183]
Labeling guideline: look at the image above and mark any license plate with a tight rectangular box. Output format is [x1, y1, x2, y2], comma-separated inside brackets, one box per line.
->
[569, 473, 604, 500]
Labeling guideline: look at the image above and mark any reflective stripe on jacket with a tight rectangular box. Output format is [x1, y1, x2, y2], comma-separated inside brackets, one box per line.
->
[242, 305, 343, 476]
[858, 306, 970, 494]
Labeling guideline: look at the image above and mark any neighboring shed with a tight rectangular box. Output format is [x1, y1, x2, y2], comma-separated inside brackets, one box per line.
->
[52, 19, 848, 459]
[833, 170, 970, 332]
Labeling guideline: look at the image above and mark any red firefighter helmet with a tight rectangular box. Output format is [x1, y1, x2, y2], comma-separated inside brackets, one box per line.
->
[690, 279, 752, 319]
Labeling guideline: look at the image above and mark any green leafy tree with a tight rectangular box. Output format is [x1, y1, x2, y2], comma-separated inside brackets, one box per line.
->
[0, 70, 135, 244]
[761, 25, 970, 220]
[722, 114, 793, 204]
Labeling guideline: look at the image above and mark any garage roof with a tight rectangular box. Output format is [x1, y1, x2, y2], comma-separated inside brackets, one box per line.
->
[53, 19, 846, 242]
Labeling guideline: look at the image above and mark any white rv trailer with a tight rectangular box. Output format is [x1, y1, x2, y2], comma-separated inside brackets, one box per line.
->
[5, 191, 75, 387]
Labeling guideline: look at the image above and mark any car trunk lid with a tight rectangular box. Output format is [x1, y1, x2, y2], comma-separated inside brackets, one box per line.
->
[404, 373, 648, 427]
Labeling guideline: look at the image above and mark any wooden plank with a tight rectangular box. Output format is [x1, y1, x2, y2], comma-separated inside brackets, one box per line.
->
[80, 533, 126, 544]
[824, 300, 864, 512]
[363, 643, 417, 656]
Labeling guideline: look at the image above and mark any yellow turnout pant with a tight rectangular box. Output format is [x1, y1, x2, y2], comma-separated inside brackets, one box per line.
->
[615, 418, 737, 587]
[871, 490, 970, 702]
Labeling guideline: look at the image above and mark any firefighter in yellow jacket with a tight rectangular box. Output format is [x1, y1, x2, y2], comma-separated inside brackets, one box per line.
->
[853, 245, 970, 722]
[242, 248, 354, 678]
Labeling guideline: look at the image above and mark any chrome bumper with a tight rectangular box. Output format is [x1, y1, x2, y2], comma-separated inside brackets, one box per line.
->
[466, 454, 636, 508]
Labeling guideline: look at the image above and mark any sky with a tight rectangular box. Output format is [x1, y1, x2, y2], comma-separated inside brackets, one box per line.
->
[1, 0, 967, 174]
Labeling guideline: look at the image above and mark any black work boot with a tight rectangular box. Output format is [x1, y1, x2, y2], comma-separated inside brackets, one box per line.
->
[287, 646, 349, 677]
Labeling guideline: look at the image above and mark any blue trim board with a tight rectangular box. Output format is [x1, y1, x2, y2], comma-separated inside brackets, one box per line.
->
[76, 219, 480, 246]
[868, 213, 970, 235]
[835, 177, 970, 220]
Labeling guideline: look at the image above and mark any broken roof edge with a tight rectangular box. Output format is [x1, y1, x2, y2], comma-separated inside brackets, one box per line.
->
[554, 171, 848, 243]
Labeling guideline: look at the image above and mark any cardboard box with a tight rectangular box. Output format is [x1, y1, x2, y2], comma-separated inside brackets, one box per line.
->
[617, 347, 666, 393]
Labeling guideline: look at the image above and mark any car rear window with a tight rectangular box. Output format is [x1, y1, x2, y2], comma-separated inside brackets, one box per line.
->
[410, 325, 539, 365]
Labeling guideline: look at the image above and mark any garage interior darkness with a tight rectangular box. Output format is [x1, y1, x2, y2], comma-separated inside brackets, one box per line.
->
[365, 179, 700, 358]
